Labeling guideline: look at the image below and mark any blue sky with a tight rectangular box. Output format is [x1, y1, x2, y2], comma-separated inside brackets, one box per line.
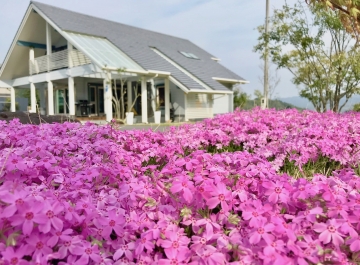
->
[0, 0, 298, 98]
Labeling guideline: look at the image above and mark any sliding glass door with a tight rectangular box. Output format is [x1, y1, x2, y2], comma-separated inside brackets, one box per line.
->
[55, 88, 69, 114]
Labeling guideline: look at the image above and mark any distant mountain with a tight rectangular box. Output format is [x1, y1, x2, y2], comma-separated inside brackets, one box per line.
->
[242, 99, 302, 110]
[279, 95, 360, 112]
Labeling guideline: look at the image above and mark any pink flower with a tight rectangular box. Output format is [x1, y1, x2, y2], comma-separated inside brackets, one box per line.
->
[158, 244, 190, 265]
[249, 221, 275, 245]
[1, 245, 28, 265]
[159, 229, 190, 259]
[170, 174, 195, 203]
[313, 219, 344, 247]
[0, 190, 28, 218]
[263, 240, 286, 256]
[98, 210, 125, 239]
[11, 203, 46, 235]
[38, 201, 64, 234]
[57, 237, 83, 259]
[191, 228, 213, 252]
[47, 228, 73, 247]
[75, 242, 102, 264]
[241, 200, 271, 227]
[113, 242, 135, 261]
[26, 233, 53, 260]
[263, 180, 289, 203]
[193, 245, 226, 265]
[135, 232, 154, 256]
[206, 183, 232, 212]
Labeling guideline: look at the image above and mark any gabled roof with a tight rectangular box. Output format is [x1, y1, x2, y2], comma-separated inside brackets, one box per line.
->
[29, 1, 247, 91]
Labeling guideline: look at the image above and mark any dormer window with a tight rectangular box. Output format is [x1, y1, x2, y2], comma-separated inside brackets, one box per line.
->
[179, 51, 199, 60]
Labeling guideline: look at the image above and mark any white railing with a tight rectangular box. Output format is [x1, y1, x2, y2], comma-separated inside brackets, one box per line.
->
[29, 49, 92, 75]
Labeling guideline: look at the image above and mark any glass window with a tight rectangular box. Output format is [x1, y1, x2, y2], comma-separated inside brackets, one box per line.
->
[179, 51, 199, 60]
[64, 32, 145, 70]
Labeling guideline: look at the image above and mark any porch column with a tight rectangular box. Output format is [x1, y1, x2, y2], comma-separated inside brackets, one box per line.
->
[104, 72, 113, 122]
[47, 81, 54, 115]
[141, 78, 148, 123]
[150, 79, 156, 115]
[68, 42, 73, 68]
[29, 48, 35, 75]
[229, 93, 234, 112]
[68, 77, 75, 116]
[164, 77, 170, 122]
[46, 22, 52, 72]
[39, 86, 45, 114]
[10, 87, 16, 112]
[30, 83, 36, 113]
[127, 80, 132, 112]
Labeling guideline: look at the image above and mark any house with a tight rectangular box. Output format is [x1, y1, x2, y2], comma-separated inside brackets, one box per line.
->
[0, 1, 248, 123]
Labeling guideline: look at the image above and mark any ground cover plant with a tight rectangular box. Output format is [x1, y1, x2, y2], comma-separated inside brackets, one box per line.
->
[0, 108, 360, 264]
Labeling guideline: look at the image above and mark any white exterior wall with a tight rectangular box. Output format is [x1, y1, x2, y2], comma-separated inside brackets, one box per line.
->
[185, 93, 213, 120]
[213, 94, 232, 115]
[170, 81, 185, 116]
[74, 77, 87, 100]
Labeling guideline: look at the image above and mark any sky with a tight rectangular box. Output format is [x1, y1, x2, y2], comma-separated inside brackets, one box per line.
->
[0, 0, 299, 98]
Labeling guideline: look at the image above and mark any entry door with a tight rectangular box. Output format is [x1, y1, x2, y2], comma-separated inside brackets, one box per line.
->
[55, 88, 69, 114]
[88, 84, 105, 115]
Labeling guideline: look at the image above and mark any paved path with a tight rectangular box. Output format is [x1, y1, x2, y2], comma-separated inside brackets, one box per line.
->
[116, 124, 169, 132]
[116, 123, 187, 132]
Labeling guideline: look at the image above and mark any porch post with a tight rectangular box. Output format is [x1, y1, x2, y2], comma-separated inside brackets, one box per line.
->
[10, 87, 16, 112]
[164, 77, 170, 122]
[39, 86, 45, 114]
[29, 48, 35, 75]
[46, 22, 52, 72]
[68, 77, 75, 116]
[141, 77, 148, 123]
[104, 72, 113, 122]
[47, 81, 54, 115]
[68, 42, 73, 68]
[127, 80, 132, 112]
[30, 83, 36, 113]
[150, 79, 156, 115]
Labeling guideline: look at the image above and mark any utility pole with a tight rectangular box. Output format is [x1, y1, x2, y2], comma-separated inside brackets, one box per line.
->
[264, 0, 270, 109]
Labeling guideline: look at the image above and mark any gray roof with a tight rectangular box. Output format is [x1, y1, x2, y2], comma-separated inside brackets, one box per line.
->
[31, 1, 246, 91]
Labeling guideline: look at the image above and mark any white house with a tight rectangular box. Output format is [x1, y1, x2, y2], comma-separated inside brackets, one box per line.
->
[0, 1, 248, 123]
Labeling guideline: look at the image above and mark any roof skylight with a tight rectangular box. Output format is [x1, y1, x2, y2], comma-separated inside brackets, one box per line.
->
[180, 51, 199, 60]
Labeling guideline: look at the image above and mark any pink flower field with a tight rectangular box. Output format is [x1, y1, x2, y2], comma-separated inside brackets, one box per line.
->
[1, 108, 360, 264]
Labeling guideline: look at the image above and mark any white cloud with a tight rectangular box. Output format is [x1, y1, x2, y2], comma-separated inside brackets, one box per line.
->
[0, 0, 299, 97]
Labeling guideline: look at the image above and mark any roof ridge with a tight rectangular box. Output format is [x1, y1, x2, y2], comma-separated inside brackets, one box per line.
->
[30, 0, 191, 43]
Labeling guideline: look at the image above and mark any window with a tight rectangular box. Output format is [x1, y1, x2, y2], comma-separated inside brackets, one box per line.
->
[179, 51, 199, 60]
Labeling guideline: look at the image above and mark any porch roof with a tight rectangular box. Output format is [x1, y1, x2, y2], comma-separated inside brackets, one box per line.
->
[30, 1, 247, 92]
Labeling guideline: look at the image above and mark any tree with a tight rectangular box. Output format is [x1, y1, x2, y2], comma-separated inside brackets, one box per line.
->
[306, 0, 360, 39]
[258, 63, 281, 106]
[17, 88, 40, 107]
[233, 86, 249, 109]
[255, 0, 360, 112]
[112, 69, 141, 123]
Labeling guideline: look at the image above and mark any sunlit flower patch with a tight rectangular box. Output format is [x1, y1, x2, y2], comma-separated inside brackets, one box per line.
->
[0, 109, 360, 264]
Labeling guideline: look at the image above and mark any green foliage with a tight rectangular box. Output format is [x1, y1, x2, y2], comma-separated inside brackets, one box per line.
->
[353, 103, 360, 111]
[233, 87, 249, 109]
[255, 0, 360, 113]
[17, 88, 40, 107]
[1, 98, 19, 111]
[280, 156, 342, 179]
